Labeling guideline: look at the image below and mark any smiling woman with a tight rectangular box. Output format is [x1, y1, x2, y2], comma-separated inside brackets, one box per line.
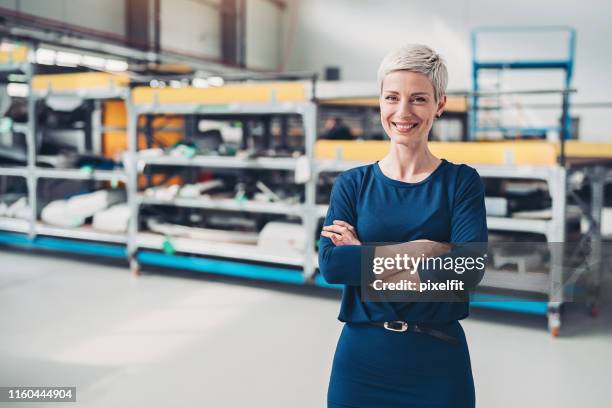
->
[380, 71, 443, 145]
[319, 44, 488, 408]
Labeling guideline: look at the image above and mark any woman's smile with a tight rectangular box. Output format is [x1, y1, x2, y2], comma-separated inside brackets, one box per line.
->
[391, 121, 420, 134]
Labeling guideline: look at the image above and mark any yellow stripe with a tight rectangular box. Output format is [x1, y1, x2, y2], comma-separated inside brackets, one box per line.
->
[560, 141, 612, 158]
[315, 140, 559, 165]
[0, 46, 29, 64]
[32, 72, 129, 92]
[132, 82, 307, 105]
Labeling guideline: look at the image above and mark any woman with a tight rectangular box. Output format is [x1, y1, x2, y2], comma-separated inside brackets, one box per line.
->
[319, 44, 488, 408]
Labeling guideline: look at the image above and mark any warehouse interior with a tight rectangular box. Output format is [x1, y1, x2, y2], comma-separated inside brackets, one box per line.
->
[0, 1, 611, 407]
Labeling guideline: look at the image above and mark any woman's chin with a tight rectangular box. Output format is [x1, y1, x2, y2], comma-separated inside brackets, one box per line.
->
[390, 132, 426, 145]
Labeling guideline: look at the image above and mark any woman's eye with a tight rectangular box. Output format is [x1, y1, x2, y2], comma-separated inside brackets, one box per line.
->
[385, 95, 398, 101]
[412, 97, 426, 103]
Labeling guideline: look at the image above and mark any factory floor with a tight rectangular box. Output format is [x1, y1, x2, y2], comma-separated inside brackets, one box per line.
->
[1, 249, 610, 408]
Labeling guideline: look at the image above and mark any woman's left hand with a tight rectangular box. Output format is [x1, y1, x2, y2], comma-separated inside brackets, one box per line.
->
[321, 220, 362, 246]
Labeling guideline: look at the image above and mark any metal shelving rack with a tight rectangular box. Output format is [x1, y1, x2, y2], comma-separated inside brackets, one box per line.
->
[126, 82, 320, 283]
[0, 45, 35, 238]
[470, 26, 576, 141]
[0, 71, 131, 254]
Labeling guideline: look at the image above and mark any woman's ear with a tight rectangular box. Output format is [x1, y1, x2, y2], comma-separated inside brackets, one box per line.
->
[436, 95, 447, 118]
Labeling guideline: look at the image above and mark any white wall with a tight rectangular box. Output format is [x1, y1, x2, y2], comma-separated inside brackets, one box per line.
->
[0, 0, 126, 36]
[284, 0, 612, 140]
[245, 0, 282, 70]
[160, 0, 221, 59]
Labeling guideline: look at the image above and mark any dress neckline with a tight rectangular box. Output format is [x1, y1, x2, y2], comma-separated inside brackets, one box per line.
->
[373, 159, 447, 188]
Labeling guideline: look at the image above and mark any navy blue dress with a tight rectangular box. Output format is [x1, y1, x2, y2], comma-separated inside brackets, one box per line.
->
[319, 159, 487, 408]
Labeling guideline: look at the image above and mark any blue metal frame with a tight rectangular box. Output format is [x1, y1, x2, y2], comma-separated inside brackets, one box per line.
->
[0, 231, 127, 258]
[470, 26, 576, 141]
[137, 251, 306, 285]
[469, 292, 548, 315]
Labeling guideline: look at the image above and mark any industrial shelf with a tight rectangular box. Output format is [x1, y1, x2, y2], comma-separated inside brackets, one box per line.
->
[0, 70, 132, 254]
[139, 195, 304, 217]
[126, 80, 320, 282]
[314, 140, 560, 167]
[31, 72, 129, 100]
[486, 216, 550, 235]
[132, 102, 312, 116]
[0, 218, 128, 243]
[0, 167, 29, 177]
[470, 27, 576, 141]
[35, 223, 127, 244]
[131, 82, 311, 106]
[0, 217, 30, 234]
[11, 123, 29, 134]
[137, 232, 306, 267]
[474, 60, 571, 70]
[480, 269, 549, 294]
[0, 62, 29, 72]
[34, 168, 127, 182]
[136, 250, 306, 285]
[472, 164, 558, 181]
[32, 89, 128, 100]
[0, 231, 127, 258]
[139, 154, 298, 171]
[0, 45, 29, 72]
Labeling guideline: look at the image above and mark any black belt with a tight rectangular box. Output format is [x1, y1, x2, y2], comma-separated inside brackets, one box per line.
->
[364, 321, 460, 345]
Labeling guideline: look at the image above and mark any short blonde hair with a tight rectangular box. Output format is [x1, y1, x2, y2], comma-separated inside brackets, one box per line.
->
[377, 44, 448, 102]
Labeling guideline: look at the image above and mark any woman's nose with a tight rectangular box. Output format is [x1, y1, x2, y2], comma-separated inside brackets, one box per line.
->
[396, 100, 414, 118]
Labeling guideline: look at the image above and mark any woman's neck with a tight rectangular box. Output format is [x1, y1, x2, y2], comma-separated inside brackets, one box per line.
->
[379, 141, 441, 183]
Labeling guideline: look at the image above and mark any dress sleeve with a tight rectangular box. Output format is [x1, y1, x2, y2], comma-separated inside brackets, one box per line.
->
[318, 173, 375, 286]
[417, 166, 488, 291]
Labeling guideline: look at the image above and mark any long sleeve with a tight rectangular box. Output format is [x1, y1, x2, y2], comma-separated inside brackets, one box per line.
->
[318, 173, 375, 286]
[417, 166, 488, 291]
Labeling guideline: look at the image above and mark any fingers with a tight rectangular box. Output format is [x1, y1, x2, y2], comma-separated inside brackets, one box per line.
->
[321, 231, 344, 245]
[320, 231, 342, 240]
[332, 220, 356, 233]
[321, 220, 360, 247]
[322, 224, 349, 235]
[322, 220, 356, 235]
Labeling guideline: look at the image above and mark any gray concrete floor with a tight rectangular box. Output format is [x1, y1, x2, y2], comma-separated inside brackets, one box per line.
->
[0, 249, 611, 408]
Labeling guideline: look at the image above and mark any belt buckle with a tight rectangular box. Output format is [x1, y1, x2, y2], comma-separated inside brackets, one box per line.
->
[383, 321, 408, 332]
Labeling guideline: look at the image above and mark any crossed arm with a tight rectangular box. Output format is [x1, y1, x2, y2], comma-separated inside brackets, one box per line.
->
[318, 168, 487, 288]
[321, 220, 452, 286]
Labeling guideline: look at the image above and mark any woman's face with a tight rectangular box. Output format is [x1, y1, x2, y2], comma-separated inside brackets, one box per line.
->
[379, 70, 446, 146]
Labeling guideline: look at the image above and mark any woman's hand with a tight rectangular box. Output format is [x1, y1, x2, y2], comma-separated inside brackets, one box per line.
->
[321, 220, 361, 246]
[372, 239, 452, 285]
[410, 239, 452, 258]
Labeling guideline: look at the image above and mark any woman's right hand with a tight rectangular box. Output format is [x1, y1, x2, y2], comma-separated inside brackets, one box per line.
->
[410, 239, 452, 258]
[321, 220, 362, 246]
